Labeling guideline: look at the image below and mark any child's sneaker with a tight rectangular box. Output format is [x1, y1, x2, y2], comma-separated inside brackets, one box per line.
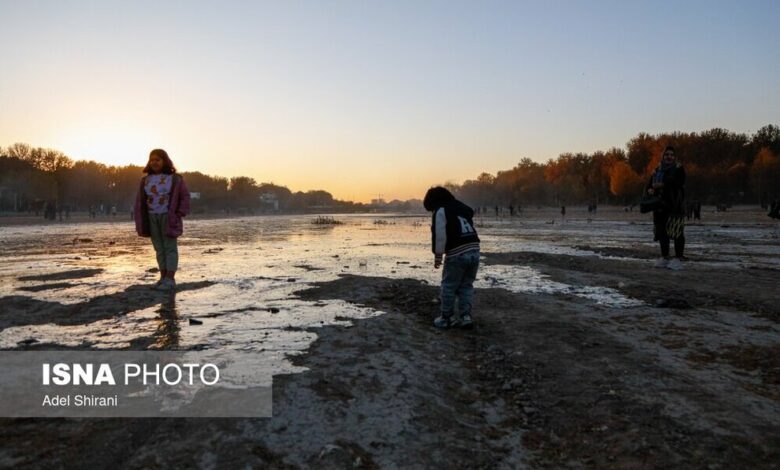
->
[433, 316, 455, 329]
[459, 314, 474, 329]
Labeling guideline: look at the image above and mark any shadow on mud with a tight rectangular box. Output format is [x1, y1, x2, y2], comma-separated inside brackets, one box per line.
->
[0, 281, 213, 330]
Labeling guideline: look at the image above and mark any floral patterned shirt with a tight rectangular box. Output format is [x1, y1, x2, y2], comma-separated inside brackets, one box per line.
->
[144, 173, 173, 214]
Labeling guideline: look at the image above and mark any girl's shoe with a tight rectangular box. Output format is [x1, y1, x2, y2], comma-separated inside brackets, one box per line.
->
[155, 278, 176, 291]
[433, 316, 455, 329]
[459, 314, 474, 329]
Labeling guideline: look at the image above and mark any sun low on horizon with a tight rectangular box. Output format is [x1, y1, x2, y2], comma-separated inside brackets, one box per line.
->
[50, 123, 163, 168]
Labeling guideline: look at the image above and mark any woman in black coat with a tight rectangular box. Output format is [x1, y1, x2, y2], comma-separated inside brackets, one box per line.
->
[646, 146, 686, 269]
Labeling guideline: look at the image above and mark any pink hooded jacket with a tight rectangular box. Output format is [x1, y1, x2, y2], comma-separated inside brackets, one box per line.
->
[134, 173, 191, 238]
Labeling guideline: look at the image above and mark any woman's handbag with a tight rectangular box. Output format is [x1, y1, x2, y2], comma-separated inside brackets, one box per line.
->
[640, 194, 663, 213]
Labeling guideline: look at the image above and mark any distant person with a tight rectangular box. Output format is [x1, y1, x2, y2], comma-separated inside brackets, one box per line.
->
[561, 205, 566, 222]
[44, 201, 56, 220]
[509, 204, 515, 216]
[693, 200, 701, 221]
[494, 205, 499, 217]
[423, 186, 480, 329]
[134, 148, 191, 291]
[768, 200, 780, 220]
[646, 146, 686, 269]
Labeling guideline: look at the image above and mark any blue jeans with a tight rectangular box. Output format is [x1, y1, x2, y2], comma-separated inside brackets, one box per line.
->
[440, 250, 480, 318]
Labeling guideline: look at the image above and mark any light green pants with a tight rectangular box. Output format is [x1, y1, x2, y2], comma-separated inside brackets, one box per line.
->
[149, 213, 179, 272]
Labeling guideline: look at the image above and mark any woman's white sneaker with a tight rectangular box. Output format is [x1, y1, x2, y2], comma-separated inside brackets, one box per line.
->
[667, 258, 683, 271]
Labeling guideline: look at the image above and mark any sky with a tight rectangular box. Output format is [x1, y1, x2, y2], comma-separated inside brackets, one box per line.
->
[1, 0, 778, 202]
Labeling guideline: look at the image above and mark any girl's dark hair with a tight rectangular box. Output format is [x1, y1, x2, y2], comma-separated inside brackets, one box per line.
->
[143, 148, 176, 174]
[664, 145, 675, 154]
[423, 186, 455, 211]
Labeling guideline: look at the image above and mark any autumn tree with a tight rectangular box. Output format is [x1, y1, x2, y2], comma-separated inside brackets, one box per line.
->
[608, 161, 644, 203]
[750, 147, 780, 204]
[544, 153, 590, 203]
[751, 125, 780, 154]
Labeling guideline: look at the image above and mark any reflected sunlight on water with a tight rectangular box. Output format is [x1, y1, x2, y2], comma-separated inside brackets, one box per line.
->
[2, 212, 778, 377]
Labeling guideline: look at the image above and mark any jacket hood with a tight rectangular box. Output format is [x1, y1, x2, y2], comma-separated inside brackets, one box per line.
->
[448, 199, 474, 218]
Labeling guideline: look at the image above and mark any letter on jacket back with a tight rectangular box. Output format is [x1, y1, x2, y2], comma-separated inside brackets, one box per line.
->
[431, 199, 481, 257]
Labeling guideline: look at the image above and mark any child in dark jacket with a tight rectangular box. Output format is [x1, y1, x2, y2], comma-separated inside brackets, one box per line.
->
[134, 149, 191, 291]
[423, 187, 480, 329]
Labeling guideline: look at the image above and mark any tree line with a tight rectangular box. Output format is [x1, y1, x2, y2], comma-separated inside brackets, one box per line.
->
[0, 143, 384, 214]
[447, 124, 780, 208]
[2, 124, 779, 215]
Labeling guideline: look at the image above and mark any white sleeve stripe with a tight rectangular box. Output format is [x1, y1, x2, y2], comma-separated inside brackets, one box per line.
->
[434, 207, 447, 255]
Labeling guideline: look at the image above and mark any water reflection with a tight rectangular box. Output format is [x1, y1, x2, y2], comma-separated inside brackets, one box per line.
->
[153, 292, 180, 349]
[8, 214, 771, 355]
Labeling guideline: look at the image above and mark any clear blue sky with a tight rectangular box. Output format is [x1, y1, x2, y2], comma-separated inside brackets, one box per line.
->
[1, 0, 778, 200]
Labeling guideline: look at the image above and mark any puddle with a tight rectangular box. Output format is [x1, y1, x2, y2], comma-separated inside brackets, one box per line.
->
[479, 264, 643, 308]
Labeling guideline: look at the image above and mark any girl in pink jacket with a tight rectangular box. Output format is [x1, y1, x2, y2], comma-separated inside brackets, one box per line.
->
[134, 149, 191, 291]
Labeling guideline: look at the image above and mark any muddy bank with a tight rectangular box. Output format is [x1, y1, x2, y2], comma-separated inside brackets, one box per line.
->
[293, 274, 780, 468]
[0, 277, 513, 469]
[1, 271, 778, 468]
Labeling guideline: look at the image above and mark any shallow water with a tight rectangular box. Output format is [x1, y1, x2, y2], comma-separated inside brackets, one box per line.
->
[1, 211, 778, 377]
[480, 264, 643, 308]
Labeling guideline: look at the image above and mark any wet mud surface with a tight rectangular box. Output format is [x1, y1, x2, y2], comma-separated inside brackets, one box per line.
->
[0, 208, 778, 468]
[295, 274, 780, 468]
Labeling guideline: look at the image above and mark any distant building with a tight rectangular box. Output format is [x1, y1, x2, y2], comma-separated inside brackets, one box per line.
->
[371, 198, 387, 206]
[260, 192, 279, 211]
[190, 192, 201, 200]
